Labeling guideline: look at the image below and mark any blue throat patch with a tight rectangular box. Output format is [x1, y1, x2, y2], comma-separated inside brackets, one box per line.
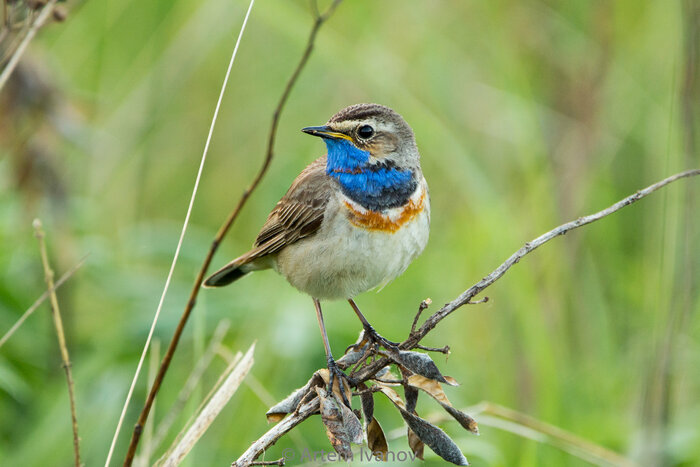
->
[324, 139, 417, 212]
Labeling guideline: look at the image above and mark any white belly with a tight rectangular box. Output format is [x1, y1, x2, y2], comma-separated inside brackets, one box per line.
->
[275, 182, 430, 300]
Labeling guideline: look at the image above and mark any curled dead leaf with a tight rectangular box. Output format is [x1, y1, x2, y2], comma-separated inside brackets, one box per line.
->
[367, 417, 389, 458]
[407, 427, 425, 460]
[316, 387, 363, 460]
[377, 383, 469, 465]
[266, 373, 323, 422]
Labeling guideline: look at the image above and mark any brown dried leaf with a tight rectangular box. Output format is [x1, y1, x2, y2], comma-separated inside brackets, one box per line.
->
[444, 376, 460, 386]
[376, 384, 406, 410]
[407, 427, 425, 460]
[367, 417, 389, 458]
[316, 387, 363, 459]
[407, 374, 478, 434]
[407, 374, 450, 405]
[395, 351, 448, 383]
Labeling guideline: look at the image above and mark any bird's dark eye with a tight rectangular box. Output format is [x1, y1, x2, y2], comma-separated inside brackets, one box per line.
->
[357, 125, 374, 139]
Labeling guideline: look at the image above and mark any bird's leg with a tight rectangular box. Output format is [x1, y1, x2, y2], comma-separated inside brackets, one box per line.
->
[313, 298, 352, 406]
[347, 298, 400, 350]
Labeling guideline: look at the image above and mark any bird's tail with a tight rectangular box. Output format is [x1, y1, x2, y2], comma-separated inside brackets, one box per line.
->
[203, 250, 270, 287]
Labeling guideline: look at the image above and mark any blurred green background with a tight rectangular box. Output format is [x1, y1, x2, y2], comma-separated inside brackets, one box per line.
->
[1, 0, 698, 465]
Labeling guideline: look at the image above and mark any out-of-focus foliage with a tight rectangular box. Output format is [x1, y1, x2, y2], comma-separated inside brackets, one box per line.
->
[0, 0, 698, 465]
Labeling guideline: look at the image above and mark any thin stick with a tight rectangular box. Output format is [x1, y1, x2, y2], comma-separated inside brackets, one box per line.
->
[33, 219, 81, 467]
[110, 1, 256, 465]
[231, 169, 700, 464]
[120, 1, 342, 465]
[0, 255, 87, 350]
[0, 0, 57, 92]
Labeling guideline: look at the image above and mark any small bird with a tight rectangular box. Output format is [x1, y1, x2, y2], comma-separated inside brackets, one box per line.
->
[205, 103, 430, 397]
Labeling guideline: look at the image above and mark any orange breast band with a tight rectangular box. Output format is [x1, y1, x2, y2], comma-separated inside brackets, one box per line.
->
[344, 191, 426, 233]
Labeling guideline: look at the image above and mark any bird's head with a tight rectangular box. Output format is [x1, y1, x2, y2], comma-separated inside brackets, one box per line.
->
[302, 103, 419, 172]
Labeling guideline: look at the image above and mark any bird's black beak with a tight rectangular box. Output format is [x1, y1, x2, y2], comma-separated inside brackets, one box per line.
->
[301, 125, 351, 141]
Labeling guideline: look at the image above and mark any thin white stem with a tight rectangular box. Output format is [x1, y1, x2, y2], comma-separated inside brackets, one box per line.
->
[104, 0, 256, 464]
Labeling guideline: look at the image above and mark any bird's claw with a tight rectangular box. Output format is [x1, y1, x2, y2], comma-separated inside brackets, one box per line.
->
[327, 357, 353, 407]
[363, 324, 400, 351]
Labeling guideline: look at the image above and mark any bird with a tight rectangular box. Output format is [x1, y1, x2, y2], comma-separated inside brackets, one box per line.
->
[204, 103, 430, 400]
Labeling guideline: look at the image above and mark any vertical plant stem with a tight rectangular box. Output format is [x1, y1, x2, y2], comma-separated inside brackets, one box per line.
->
[33, 219, 81, 467]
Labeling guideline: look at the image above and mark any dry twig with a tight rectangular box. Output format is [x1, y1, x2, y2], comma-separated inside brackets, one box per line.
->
[0, 255, 87, 349]
[0, 0, 58, 92]
[33, 219, 81, 467]
[231, 169, 700, 466]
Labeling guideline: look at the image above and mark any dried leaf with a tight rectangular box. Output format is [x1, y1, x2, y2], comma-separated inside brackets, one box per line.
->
[407, 374, 450, 405]
[395, 351, 448, 383]
[400, 410, 469, 465]
[407, 427, 425, 460]
[367, 417, 389, 458]
[442, 404, 479, 435]
[444, 376, 460, 386]
[360, 389, 374, 423]
[265, 373, 323, 422]
[266, 386, 308, 423]
[316, 387, 363, 460]
[407, 374, 478, 434]
[376, 384, 406, 410]
[405, 385, 419, 414]
[378, 384, 469, 465]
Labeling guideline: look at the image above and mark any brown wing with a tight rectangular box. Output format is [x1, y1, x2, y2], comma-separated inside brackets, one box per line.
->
[204, 156, 331, 287]
[252, 155, 331, 254]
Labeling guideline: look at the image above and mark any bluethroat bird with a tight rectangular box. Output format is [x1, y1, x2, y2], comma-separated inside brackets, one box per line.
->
[205, 103, 429, 399]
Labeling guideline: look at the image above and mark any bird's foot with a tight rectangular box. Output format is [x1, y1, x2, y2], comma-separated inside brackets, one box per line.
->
[363, 324, 400, 352]
[326, 356, 353, 407]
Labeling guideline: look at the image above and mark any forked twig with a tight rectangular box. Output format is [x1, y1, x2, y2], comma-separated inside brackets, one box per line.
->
[121, 2, 342, 464]
[33, 219, 81, 467]
[231, 169, 700, 466]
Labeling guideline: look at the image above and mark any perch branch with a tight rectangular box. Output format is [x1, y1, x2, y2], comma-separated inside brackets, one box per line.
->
[231, 168, 700, 466]
[33, 219, 81, 467]
[0, 0, 58, 92]
[120, 1, 342, 464]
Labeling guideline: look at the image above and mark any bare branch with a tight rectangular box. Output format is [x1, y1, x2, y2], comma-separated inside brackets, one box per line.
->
[232, 397, 321, 467]
[33, 219, 81, 467]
